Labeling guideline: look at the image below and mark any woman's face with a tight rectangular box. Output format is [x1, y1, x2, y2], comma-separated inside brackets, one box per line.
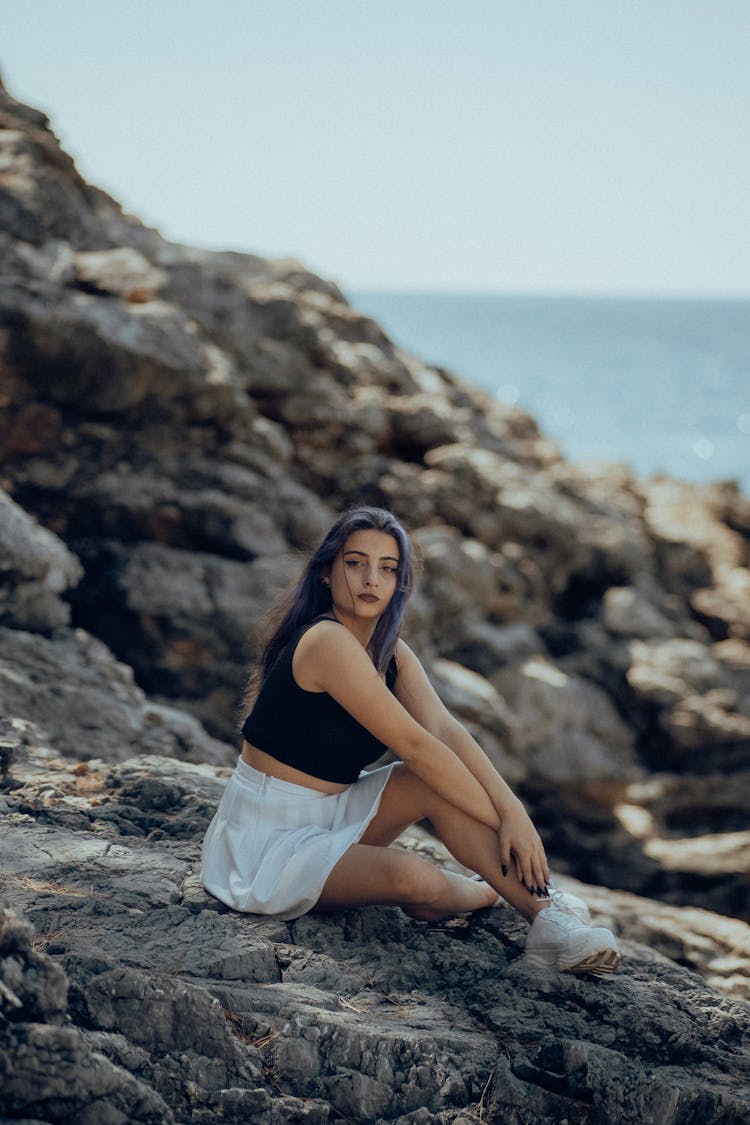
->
[327, 529, 400, 623]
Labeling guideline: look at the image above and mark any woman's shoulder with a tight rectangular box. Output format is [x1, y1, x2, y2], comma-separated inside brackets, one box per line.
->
[265, 617, 340, 673]
[298, 615, 346, 641]
[292, 616, 354, 660]
[283, 615, 338, 648]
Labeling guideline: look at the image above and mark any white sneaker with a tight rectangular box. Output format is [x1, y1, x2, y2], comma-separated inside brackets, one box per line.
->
[546, 886, 591, 925]
[524, 905, 620, 977]
[471, 875, 592, 922]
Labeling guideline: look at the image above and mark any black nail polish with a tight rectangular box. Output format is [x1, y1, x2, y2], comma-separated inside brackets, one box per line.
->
[502, 864, 508, 877]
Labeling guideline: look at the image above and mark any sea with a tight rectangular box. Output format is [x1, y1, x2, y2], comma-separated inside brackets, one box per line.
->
[348, 292, 750, 496]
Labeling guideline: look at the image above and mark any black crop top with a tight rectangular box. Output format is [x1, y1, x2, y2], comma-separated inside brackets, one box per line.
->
[241, 620, 399, 784]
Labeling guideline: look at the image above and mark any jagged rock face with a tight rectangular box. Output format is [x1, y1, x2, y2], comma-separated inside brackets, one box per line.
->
[1, 73, 750, 1123]
[0, 487, 83, 631]
[1, 78, 750, 919]
[2, 739, 749, 1124]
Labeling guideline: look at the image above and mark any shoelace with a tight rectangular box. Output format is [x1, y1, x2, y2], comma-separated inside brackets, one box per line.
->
[546, 887, 589, 919]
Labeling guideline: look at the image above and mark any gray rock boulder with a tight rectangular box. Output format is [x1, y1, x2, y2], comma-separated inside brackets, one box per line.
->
[2, 738, 750, 1124]
[0, 626, 235, 766]
[0, 487, 83, 631]
[1, 76, 750, 1122]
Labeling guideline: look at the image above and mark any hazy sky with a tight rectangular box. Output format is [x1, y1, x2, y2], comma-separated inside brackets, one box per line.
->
[3, 1, 749, 295]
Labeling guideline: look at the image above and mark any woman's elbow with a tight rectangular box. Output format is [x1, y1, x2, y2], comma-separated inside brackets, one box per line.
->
[394, 729, 435, 766]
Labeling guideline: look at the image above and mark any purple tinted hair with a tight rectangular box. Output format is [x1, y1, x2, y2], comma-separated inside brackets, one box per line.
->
[252, 507, 415, 695]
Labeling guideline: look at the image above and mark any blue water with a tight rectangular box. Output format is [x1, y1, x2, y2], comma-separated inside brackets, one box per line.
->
[348, 292, 750, 495]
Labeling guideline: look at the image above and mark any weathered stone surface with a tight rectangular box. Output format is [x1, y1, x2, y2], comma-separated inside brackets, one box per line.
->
[1, 738, 750, 1125]
[0, 487, 83, 631]
[0, 626, 235, 766]
[493, 656, 641, 784]
[1, 741, 749, 1123]
[73, 246, 168, 301]
[1, 76, 748, 821]
[0, 903, 174, 1124]
[603, 584, 681, 640]
[627, 638, 750, 770]
[3, 69, 749, 808]
[1, 73, 750, 1123]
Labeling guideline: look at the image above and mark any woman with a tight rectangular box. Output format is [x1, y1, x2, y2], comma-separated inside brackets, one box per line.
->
[201, 507, 620, 976]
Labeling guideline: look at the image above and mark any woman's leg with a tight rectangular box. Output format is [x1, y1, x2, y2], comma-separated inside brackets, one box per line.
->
[365, 763, 546, 920]
[319, 765, 622, 975]
[316, 842, 499, 920]
[317, 764, 546, 921]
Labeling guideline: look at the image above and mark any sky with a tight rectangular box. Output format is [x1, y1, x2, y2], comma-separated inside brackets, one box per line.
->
[2, 1, 750, 296]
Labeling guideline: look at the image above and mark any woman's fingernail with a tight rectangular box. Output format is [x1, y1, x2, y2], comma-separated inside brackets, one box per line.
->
[502, 864, 508, 877]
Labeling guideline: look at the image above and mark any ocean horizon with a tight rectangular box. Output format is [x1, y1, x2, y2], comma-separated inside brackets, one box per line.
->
[348, 291, 750, 496]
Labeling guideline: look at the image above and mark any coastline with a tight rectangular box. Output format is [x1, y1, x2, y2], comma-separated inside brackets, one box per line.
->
[2, 75, 750, 1123]
[349, 288, 750, 494]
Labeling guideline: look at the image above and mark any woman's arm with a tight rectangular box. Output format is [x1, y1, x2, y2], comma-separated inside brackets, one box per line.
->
[393, 640, 518, 812]
[294, 621, 502, 832]
[393, 639, 549, 888]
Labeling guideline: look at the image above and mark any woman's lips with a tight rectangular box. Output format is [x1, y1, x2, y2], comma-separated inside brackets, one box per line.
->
[358, 594, 379, 603]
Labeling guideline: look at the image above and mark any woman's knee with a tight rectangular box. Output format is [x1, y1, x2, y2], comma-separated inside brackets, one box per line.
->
[391, 855, 447, 909]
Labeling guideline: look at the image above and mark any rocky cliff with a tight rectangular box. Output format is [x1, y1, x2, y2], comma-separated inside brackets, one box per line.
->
[1, 75, 749, 1122]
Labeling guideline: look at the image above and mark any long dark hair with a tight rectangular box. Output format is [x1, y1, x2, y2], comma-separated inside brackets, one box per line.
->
[245, 507, 415, 710]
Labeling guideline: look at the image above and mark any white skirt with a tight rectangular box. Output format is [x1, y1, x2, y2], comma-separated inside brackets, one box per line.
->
[200, 757, 397, 920]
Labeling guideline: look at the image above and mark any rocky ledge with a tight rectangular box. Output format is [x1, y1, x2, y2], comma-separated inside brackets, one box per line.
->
[1, 74, 750, 1122]
[2, 733, 749, 1124]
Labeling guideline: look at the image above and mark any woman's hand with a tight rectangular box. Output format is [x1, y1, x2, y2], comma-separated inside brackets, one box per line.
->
[497, 798, 550, 894]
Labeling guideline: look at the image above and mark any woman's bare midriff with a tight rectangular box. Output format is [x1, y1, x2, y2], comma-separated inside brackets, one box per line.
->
[241, 741, 349, 795]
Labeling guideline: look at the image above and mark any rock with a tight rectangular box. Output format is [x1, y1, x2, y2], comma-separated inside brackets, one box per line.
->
[603, 584, 680, 640]
[66, 542, 303, 735]
[73, 247, 167, 302]
[493, 656, 641, 785]
[627, 638, 750, 770]
[641, 476, 750, 638]
[413, 525, 533, 635]
[2, 72, 750, 1123]
[553, 874, 750, 1000]
[429, 659, 516, 736]
[0, 486, 83, 631]
[1, 72, 748, 905]
[692, 568, 750, 642]
[444, 620, 545, 678]
[0, 626, 235, 766]
[0, 903, 174, 1124]
[0, 735, 749, 1123]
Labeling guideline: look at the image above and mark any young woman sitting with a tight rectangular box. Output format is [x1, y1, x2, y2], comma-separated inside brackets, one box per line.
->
[201, 506, 620, 976]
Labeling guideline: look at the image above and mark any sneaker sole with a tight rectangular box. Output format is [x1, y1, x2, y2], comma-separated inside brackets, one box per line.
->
[562, 947, 621, 977]
[524, 946, 621, 978]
